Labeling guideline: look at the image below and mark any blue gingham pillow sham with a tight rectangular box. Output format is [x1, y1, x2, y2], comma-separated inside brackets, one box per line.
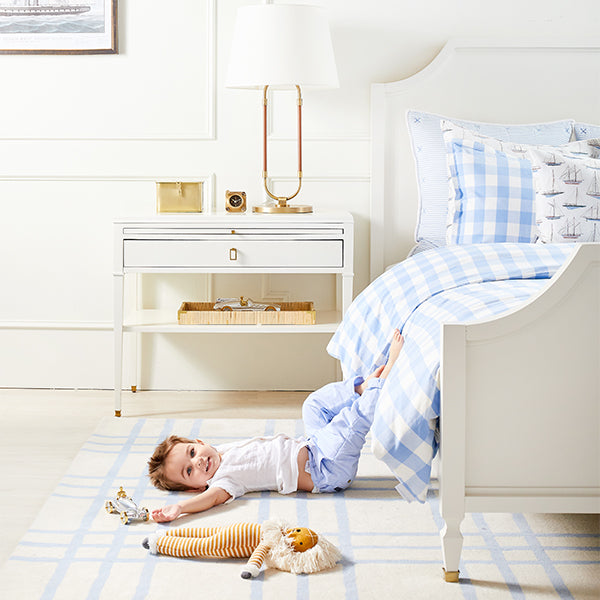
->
[445, 139, 537, 244]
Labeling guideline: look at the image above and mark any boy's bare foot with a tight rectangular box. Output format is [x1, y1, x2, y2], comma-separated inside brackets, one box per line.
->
[380, 329, 404, 379]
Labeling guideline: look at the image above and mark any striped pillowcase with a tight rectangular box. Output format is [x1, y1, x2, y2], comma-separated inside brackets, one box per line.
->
[446, 139, 537, 244]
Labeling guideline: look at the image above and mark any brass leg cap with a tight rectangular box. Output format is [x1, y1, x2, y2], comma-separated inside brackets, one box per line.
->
[131, 385, 137, 393]
[115, 410, 122, 417]
[443, 569, 460, 583]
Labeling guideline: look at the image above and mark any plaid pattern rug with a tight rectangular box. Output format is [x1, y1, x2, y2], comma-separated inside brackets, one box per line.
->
[1, 417, 598, 599]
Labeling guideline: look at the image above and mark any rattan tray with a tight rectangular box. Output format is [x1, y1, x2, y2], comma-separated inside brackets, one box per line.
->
[177, 302, 315, 325]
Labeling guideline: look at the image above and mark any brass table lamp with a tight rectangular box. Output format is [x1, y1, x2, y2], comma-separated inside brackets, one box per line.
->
[226, 4, 339, 213]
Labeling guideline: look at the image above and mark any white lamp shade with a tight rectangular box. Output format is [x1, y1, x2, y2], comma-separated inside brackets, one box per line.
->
[226, 4, 339, 90]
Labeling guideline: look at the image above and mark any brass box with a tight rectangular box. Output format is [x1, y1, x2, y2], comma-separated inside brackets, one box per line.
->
[156, 182, 203, 213]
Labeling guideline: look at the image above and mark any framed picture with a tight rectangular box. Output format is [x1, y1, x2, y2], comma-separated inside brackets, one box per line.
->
[0, 0, 117, 54]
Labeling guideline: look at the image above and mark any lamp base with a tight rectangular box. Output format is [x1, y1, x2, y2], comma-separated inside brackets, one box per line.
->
[253, 204, 312, 214]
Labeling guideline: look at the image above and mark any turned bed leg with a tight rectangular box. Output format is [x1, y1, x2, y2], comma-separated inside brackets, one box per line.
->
[440, 323, 468, 582]
[440, 516, 463, 582]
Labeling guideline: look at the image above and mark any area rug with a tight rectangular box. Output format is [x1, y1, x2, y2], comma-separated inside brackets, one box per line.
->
[1, 417, 598, 600]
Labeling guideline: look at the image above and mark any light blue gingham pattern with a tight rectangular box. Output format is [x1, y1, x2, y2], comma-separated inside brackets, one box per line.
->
[446, 139, 537, 244]
[326, 243, 574, 502]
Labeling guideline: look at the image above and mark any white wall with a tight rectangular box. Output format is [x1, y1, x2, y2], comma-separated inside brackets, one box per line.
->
[1, 0, 598, 391]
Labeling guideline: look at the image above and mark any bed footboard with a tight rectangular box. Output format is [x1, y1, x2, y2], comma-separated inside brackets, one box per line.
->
[439, 243, 600, 580]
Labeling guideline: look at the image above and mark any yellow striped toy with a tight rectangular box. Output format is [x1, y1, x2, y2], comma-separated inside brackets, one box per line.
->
[143, 520, 341, 579]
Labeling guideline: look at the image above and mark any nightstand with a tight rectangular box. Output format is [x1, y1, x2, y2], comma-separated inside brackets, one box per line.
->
[113, 211, 354, 416]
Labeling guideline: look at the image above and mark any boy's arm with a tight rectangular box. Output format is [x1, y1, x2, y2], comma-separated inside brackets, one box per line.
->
[355, 365, 384, 395]
[151, 486, 232, 522]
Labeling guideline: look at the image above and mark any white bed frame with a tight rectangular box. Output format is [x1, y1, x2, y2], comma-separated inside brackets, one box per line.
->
[370, 39, 600, 581]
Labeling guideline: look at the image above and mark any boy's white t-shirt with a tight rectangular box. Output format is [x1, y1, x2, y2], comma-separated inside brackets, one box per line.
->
[208, 434, 307, 501]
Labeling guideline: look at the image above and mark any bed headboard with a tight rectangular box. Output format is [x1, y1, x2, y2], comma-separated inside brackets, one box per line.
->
[370, 38, 600, 280]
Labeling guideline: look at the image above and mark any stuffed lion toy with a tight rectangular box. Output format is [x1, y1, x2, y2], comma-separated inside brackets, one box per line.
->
[143, 520, 341, 579]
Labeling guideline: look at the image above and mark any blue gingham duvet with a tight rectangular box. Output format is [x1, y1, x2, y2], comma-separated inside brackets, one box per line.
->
[327, 243, 574, 502]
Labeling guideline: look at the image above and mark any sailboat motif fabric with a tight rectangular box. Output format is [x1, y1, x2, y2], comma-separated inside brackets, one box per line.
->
[529, 145, 600, 243]
[442, 121, 600, 244]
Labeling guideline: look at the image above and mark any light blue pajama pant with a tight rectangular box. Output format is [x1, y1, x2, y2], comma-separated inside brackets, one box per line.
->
[303, 375, 383, 493]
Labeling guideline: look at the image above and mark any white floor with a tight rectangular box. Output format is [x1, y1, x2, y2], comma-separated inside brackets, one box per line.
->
[0, 388, 307, 567]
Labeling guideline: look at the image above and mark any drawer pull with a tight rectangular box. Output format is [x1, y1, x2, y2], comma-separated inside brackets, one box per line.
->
[229, 247, 238, 261]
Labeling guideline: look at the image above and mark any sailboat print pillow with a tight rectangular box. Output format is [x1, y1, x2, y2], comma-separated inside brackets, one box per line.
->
[528, 141, 600, 243]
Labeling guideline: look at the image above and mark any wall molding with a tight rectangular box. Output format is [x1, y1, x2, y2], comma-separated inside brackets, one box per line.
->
[270, 133, 370, 142]
[265, 89, 370, 142]
[0, 173, 216, 210]
[0, 321, 112, 331]
[0, 0, 217, 142]
[268, 174, 370, 185]
[264, 173, 369, 205]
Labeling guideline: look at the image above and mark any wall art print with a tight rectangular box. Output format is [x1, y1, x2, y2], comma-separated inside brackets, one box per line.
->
[0, 0, 117, 54]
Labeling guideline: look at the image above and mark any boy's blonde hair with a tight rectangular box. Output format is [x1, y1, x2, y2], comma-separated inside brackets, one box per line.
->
[148, 435, 196, 491]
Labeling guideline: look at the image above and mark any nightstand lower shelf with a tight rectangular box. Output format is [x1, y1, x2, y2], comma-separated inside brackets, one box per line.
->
[123, 310, 342, 333]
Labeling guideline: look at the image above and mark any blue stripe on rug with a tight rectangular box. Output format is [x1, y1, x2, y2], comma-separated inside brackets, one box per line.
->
[131, 419, 181, 600]
[40, 418, 147, 600]
[335, 491, 358, 599]
[512, 514, 574, 600]
[87, 419, 175, 600]
[472, 513, 523, 599]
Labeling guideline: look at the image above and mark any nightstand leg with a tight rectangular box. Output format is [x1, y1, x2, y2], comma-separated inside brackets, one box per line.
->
[114, 273, 124, 417]
[342, 274, 353, 316]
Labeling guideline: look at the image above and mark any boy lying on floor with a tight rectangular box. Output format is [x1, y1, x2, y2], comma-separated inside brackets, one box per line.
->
[148, 330, 404, 522]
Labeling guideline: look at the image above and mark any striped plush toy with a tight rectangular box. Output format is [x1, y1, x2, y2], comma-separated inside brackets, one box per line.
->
[143, 520, 341, 579]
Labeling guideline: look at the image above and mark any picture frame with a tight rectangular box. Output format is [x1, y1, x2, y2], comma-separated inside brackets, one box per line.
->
[0, 0, 117, 54]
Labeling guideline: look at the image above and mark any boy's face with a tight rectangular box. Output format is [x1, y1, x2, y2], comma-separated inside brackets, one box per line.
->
[164, 440, 221, 491]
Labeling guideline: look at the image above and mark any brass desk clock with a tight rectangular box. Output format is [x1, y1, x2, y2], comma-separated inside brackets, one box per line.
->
[225, 190, 247, 213]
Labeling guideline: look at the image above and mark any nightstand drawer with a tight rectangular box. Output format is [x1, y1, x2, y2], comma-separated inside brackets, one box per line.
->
[123, 239, 343, 268]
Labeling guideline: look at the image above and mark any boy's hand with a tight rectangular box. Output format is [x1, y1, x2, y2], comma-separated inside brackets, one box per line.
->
[355, 365, 385, 395]
[151, 503, 182, 522]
